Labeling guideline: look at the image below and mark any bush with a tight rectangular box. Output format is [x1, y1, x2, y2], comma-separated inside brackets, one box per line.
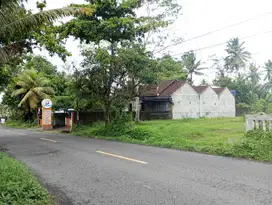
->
[73, 114, 154, 141]
[94, 113, 135, 137]
[0, 153, 52, 205]
[233, 130, 272, 161]
[5, 120, 37, 129]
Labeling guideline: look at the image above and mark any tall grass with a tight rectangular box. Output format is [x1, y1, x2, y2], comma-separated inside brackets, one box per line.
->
[0, 153, 53, 205]
[72, 118, 272, 162]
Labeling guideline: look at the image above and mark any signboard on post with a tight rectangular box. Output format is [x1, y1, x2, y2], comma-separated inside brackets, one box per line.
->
[41, 99, 53, 130]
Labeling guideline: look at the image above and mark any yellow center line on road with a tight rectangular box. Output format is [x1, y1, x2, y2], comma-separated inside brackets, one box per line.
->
[96, 151, 148, 165]
[40, 138, 57, 143]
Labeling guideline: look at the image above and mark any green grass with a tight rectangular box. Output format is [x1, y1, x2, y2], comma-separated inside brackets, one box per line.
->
[0, 152, 53, 205]
[72, 118, 272, 162]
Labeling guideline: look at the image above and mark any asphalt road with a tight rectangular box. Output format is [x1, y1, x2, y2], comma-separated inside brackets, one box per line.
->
[0, 125, 272, 205]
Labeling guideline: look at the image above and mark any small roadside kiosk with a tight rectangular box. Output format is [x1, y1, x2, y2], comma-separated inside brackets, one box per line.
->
[41, 99, 53, 130]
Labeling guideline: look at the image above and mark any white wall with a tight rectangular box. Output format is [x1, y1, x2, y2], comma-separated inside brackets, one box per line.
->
[218, 89, 236, 117]
[172, 83, 200, 119]
[199, 87, 219, 118]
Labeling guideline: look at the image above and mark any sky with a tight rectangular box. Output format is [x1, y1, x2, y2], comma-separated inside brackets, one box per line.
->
[28, 0, 272, 84]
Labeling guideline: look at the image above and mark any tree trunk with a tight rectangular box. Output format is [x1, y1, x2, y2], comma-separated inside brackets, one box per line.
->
[104, 106, 110, 127]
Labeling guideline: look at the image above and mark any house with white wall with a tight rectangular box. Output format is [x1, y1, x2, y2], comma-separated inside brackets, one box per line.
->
[213, 87, 236, 117]
[138, 80, 235, 120]
[193, 86, 219, 118]
[171, 83, 199, 119]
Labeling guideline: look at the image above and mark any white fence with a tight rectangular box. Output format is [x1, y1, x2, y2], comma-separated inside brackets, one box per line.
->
[245, 114, 272, 132]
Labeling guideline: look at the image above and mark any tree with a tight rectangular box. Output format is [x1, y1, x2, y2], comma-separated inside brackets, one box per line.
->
[59, 0, 181, 125]
[80, 43, 158, 125]
[224, 38, 251, 75]
[60, 0, 180, 45]
[264, 60, 272, 82]
[247, 63, 261, 86]
[156, 55, 186, 81]
[182, 51, 206, 84]
[199, 79, 209, 86]
[210, 55, 226, 78]
[0, 0, 91, 64]
[251, 93, 272, 114]
[11, 69, 54, 119]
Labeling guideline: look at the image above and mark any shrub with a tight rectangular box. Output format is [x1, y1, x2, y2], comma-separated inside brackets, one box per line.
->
[0, 153, 52, 205]
[94, 113, 135, 137]
[5, 120, 37, 129]
[233, 130, 272, 161]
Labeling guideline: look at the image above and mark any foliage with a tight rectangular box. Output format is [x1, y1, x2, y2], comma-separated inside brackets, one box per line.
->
[12, 69, 54, 111]
[60, 0, 180, 44]
[156, 55, 186, 81]
[233, 130, 272, 162]
[250, 93, 272, 114]
[73, 117, 272, 162]
[53, 96, 74, 111]
[80, 43, 159, 124]
[182, 51, 206, 84]
[0, 57, 23, 91]
[0, 152, 52, 205]
[73, 118, 154, 141]
[55, 0, 182, 125]
[264, 60, 272, 82]
[0, 0, 90, 64]
[224, 38, 251, 75]
[247, 63, 261, 86]
[199, 79, 209, 86]
[214, 76, 258, 106]
[5, 119, 38, 129]
[210, 55, 226, 78]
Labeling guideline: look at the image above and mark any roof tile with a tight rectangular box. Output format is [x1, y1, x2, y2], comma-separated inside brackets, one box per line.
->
[139, 80, 186, 97]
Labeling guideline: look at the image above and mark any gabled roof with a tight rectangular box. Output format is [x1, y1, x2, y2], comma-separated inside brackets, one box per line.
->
[140, 82, 227, 97]
[139, 80, 186, 97]
[212, 87, 226, 95]
[193, 86, 209, 94]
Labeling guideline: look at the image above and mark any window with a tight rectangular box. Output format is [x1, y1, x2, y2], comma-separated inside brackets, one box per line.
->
[152, 102, 168, 112]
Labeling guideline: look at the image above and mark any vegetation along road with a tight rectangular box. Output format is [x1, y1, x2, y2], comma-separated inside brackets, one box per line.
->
[1, 125, 272, 205]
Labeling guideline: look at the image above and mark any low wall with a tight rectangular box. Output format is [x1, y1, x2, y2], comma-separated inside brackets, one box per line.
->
[245, 114, 272, 132]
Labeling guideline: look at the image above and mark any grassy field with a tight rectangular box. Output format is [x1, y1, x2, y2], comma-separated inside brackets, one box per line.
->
[0, 152, 53, 205]
[72, 117, 272, 162]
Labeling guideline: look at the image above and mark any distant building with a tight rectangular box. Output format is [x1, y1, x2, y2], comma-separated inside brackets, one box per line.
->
[137, 80, 235, 120]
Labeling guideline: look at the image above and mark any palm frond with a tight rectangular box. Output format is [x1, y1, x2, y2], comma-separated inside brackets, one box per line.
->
[0, 7, 91, 39]
[28, 95, 39, 110]
[194, 71, 205, 76]
[0, 47, 9, 64]
[196, 67, 208, 71]
[18, 90, 35, 107]
[11, 88, 27, 97]
[16, 81, 29, 89]
[33, 87, 54, 99]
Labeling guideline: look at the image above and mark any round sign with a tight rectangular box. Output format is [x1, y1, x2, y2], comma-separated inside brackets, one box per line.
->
[42, 99, 52, 109]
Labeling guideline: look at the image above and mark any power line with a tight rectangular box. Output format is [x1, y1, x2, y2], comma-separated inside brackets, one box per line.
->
[154, 11, 272, 54]
[170, 30, 272, 57]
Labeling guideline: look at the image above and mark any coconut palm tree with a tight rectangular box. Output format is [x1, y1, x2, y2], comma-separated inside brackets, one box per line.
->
[0, 0, 91, 64]
[182, 51, 207, 84]
[12, 69, 54, 111]
[264, 60, 272, 82]
[247, 63, 261, 86]
[224, 38, 251, 75]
